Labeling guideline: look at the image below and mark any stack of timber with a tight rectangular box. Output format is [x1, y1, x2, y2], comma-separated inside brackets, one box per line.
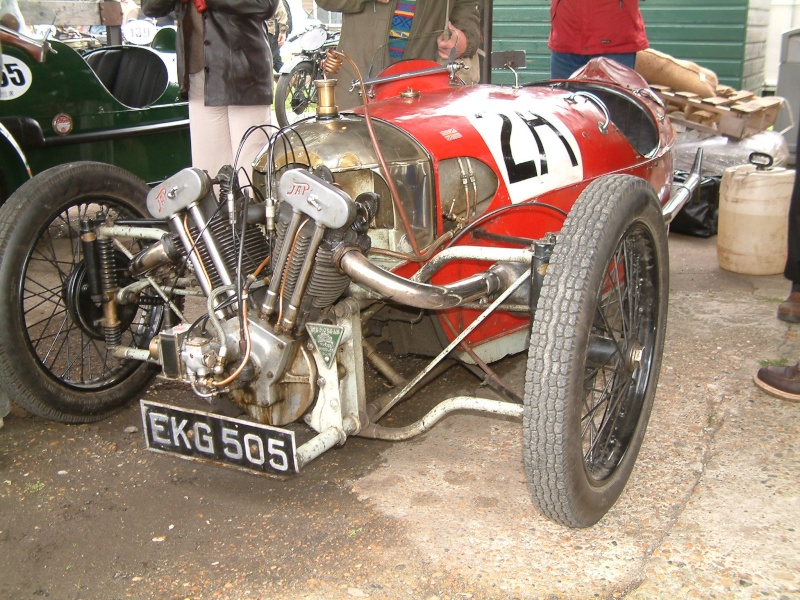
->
[652, 85, 785, 139]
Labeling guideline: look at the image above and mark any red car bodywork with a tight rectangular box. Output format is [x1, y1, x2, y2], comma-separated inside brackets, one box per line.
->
[357, 58, 674, 348]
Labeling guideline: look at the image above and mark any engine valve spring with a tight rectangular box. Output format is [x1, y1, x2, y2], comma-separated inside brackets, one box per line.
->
[321, 49, 342, 76]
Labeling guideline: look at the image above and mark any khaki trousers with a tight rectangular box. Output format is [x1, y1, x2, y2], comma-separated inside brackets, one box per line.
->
[188, 70, 272, 182]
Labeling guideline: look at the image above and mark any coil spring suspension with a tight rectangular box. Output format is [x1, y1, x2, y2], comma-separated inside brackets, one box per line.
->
[98, 236, 122, 347]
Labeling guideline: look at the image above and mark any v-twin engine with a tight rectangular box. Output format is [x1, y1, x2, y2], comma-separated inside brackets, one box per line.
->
[143, 167, 377, 425]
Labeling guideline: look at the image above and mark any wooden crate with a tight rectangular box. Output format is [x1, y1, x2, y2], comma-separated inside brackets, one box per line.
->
[652, 85, 785, 139]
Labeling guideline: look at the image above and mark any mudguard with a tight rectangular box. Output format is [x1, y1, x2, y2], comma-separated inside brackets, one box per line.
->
[0, 120, 31, 202]
[279, 53, 312, 75]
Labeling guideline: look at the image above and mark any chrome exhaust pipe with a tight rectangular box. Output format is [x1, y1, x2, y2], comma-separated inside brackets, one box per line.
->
[663, 148, 704, 224]
[336, 248, 503, 310]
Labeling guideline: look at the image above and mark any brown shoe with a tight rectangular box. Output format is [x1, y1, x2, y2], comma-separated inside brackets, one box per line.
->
[754, 363, 800, 401]
[777, 292, 800, 323]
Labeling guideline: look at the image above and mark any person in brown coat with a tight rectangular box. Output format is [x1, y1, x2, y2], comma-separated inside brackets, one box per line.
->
[315, 0, 480, 109]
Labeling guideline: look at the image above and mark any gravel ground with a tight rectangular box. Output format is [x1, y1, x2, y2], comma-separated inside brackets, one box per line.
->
[0, 233, 798, 600]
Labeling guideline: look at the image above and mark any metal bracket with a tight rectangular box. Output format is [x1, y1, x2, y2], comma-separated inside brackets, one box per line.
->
[296, 298, 366, 469]
[529, 233, 557, 320]
[490, 50, 526, 88]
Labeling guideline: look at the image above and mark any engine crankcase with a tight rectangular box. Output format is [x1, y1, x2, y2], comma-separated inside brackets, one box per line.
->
[224, 316, 317, 426]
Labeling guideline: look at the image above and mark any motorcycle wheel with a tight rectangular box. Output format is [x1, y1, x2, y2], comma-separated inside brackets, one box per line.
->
[523, 175, 668, 528]
[0, 162, 165, 423]
[275, 60, 316, 128]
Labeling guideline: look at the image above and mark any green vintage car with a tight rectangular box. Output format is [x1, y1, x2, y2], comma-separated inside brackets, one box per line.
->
[0, 22, 190, 201]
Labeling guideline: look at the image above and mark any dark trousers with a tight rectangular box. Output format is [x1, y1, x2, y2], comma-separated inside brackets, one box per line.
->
[268, 32, 283, 72]
[786, 118, 800, 285]
[550, 51, 637, 80]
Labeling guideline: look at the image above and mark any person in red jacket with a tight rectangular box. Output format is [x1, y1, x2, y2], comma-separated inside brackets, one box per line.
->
[548, 0, 648, 79]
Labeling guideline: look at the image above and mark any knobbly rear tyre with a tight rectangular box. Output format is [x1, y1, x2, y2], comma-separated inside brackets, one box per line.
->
[523, 175, 669, 527]
[0, 162, 162, 423]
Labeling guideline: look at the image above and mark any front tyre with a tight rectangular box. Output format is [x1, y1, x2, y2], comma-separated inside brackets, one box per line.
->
[275, 60, 316, 127]
[524, 175, 669, 527]
[0, 162, 163, 423]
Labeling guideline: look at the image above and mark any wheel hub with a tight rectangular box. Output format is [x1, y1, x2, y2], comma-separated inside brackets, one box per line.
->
[63, 262, 105, 340]
[587, 335, 645, 374]
[627, 341, 644, 371]
[290, 89, 309, 112]
[63, 259, 141, 341]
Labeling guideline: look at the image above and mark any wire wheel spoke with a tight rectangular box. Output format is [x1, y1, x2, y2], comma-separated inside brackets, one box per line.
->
[20, 200, 160, 390]
[582, 226, 656, 481]
[290, 85, 314, 112]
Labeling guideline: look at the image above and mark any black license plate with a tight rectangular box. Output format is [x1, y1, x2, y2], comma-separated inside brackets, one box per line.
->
[140, 400, 298, 476]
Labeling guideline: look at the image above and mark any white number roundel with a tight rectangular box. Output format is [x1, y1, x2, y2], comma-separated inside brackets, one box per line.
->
[123, 20, 157, 46]
[1, 54, 32, 100]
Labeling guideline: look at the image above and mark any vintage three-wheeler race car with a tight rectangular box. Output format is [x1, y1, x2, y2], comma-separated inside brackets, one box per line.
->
[0, 52, 700, 527]
[0, 20, 189, 201]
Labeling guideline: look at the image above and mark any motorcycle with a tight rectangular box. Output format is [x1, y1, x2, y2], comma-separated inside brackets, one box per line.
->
[0, 54, 702, 528]
[274, 21, 338, 127]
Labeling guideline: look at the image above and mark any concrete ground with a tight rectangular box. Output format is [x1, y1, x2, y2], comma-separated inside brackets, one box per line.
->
[344, 233, 800, 600]
[0, 233, 798, 599]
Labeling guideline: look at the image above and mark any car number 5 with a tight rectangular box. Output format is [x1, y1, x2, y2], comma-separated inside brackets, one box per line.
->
[0, 55, 33, 99]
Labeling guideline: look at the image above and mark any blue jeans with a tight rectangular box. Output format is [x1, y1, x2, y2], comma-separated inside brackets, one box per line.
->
[550, 51, 637, 80]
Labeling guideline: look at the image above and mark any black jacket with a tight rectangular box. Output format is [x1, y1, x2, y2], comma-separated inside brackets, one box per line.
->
[142, 0, 277, 106]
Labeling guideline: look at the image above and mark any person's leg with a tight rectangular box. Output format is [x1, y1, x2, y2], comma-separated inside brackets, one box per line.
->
[753, 120, 800, 400]
[226, 104, 273, 180]
[268, 32, 282, 72]
[602, 52, 637, 70]
[777, 117, 800, 322]
[786, 190, 800, 285]
[550, 51, 588, 79]
[188, 70, 234, 178]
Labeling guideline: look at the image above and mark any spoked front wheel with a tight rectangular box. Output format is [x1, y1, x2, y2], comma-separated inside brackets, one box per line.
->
[0, 162, 167, 423]
[524, 175, 669, 527]
[274, 60, 317, 127]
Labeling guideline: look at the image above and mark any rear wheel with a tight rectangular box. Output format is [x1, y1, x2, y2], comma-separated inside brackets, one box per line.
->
[275, 60, 316, 127]
[0, 162, 166, 423]
[523, 175, 669, 527]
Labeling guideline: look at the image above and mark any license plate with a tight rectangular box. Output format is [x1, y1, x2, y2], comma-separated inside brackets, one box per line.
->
[140, 400, 298, 476]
